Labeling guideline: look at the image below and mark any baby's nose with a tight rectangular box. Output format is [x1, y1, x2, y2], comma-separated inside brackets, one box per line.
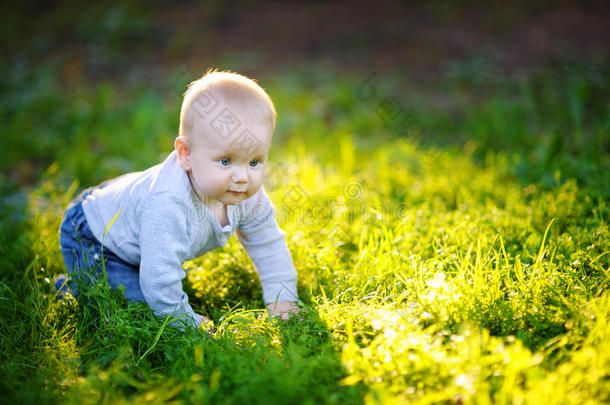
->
[232, 166, 248, 183]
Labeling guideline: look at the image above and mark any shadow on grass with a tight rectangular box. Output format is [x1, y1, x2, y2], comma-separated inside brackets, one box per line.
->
[75, 298, 367, 403]
[15, 260, 367, 404]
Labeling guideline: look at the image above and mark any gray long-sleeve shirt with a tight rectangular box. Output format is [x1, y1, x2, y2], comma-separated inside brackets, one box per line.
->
[81, 151, 298, 328]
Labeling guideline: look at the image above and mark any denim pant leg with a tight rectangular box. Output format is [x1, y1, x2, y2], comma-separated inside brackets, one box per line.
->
[59, 188, 146, 303]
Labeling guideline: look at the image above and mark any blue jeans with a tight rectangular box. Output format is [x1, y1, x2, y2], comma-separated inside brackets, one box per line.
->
[58, 187, 146, 303]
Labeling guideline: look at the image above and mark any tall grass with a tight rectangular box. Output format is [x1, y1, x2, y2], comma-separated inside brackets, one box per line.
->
[0, 58, 608, 403]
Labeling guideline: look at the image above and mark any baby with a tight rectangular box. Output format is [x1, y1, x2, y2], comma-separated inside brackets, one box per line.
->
[57, 70, 300, 329]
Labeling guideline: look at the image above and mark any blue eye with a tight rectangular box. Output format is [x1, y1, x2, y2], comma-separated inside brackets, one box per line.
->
[249, 159, 260, 167]
[220, 158, 231, 166]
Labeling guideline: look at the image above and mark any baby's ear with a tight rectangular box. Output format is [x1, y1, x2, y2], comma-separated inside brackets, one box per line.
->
[174, 136, 191, 171]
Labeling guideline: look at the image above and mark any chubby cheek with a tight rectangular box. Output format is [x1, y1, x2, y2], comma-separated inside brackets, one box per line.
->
[247, 172, 265, 195]
[208, 172, 232, 194]
[191, 164, 226, 196]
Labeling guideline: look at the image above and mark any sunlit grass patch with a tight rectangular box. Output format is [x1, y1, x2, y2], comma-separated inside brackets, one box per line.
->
[177, 132, 608, 403]
[1, 58, 608, 403]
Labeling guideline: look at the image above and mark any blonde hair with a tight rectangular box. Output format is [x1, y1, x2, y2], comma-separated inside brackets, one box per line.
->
[179, 69, 277, 146]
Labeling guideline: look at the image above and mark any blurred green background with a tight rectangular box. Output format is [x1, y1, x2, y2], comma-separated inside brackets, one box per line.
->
[1, 0, 608, 198]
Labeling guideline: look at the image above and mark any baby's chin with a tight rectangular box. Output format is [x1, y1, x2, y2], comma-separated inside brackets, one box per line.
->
[221, 191, 250, 205]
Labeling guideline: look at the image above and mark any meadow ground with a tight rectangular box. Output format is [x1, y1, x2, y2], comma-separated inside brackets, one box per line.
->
[1, 56, 608, 404]
[0, 2, 609, 400]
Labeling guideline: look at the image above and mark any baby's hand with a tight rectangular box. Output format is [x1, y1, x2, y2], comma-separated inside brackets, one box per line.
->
[199, 315, 214, 331]
[267, 301, 300, 320]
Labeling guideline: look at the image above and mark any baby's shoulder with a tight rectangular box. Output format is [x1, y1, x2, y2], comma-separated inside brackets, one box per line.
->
[149, 159, 189, 193]
[140, 189, 191, 214]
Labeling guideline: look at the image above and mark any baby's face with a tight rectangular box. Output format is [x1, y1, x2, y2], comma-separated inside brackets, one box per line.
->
[187, 117, 272, 206]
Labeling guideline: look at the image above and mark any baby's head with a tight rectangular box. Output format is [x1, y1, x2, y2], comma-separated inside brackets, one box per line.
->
[175, 70, 276, 206]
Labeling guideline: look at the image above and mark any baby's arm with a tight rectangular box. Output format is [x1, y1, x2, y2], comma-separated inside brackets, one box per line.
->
[138, 193, 204, 329]
[237, 188, 299, 318]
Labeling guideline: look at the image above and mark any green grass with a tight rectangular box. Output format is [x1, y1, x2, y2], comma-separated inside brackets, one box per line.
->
[0, 57, 608, 404]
